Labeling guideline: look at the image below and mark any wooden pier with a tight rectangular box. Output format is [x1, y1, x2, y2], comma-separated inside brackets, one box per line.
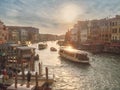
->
[0, 65, 54, 90]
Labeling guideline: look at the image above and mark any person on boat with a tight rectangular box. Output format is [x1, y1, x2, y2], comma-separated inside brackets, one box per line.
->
[36, 54, 39, 60]
[2, 68, 8, 81]
[27, 71, 31, 87]
[8, 68, 13, 79]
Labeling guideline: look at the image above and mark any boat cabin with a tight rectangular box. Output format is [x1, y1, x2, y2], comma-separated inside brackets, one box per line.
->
[16, 46, 35, 63]
[59, 47, 89, 63]
[7, 44, 20, 60]
[38, 43, 47, 50]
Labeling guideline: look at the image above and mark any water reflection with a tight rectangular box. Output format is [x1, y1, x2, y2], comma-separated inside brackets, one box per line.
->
[30, 41, 120, 90]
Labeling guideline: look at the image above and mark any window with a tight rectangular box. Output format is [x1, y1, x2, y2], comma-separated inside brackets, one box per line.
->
[112, 28, 117, 33]
[76, 54, 87, 60]
[4, 36, 7, 40]
[64, 51, 74, 57]
[115, 36, 117, 40]
[2, 34, 4, 36]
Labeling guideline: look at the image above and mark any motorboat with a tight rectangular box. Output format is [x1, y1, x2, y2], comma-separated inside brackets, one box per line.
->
[59, 46, 89, 64]
[38, 43, 47, 50]
[50, 47, 57, 51]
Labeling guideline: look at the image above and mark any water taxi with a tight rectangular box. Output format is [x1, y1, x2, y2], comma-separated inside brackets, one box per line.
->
[50, 47, 57, 51]
[59, 46, 89, 64]
[38, 43, 47, 50]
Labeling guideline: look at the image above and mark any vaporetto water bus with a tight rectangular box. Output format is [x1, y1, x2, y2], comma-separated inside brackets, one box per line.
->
[59, 46, 89, 64]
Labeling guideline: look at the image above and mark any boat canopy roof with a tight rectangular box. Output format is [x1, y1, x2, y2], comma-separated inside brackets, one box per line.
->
[17, 46, 35, 50]
[60, 46, 87, 55]
[9, 44, 20, 47]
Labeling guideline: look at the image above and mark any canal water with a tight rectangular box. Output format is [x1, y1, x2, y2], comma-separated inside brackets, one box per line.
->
[29, 41, 120, 90]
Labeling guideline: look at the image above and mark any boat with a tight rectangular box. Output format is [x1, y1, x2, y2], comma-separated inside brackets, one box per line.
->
[57, 40, 64, 46]
[38, 43, 47, 50]
[50, 47, 57, 51]
[34, 54, 39, 60]
[59, 46, 89, 64]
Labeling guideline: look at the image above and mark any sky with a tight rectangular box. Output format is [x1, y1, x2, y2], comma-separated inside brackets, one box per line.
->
[0, 0, 120, 35]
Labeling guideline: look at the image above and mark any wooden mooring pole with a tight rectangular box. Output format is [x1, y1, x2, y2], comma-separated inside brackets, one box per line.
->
[35, 72, 38, 87]
[39, 63, 42, 76]
[21, 62, 25, 80]
[15, 74, 17, 88]
[45, 67, 48, 80]
[45, 67, 50, 89]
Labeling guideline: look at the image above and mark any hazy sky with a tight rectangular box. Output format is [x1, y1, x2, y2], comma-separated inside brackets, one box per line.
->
[0, 0, 120, 35]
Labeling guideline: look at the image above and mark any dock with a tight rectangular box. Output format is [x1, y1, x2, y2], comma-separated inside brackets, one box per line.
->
[0, 44, 55, 90]
[0, 66, 54, 90]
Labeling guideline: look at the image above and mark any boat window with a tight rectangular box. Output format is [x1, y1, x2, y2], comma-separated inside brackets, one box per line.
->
[60, 50, 63, 53]
[64, 51, 74, 57]
[76, 54, 88, 60]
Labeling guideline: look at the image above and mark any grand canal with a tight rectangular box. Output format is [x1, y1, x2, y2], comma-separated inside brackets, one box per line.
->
[30, 41, 120, 90]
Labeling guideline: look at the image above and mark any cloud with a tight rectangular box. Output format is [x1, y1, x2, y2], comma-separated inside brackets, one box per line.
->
[0, 0, 120, 34]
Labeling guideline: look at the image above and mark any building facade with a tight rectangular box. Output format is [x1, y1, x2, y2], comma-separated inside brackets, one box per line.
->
[65, 15, 120, 53]
[0, 20, 8, 44]
[70, 24, 79, 42]
[7, 26, 39, 43]
[110, 15, 120, 43]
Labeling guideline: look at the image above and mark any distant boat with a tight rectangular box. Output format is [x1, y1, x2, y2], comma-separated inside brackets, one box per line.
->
[50, 47, 57, 51]
[38, 43, 47, 50]
[59, 46, 89, 64]
[57, 40, 64, 46]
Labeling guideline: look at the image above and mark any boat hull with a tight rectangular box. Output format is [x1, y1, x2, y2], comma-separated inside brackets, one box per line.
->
[59, 52, 89, 64]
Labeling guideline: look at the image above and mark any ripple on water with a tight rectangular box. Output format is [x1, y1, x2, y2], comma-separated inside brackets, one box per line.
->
[31, 41, 120, 90]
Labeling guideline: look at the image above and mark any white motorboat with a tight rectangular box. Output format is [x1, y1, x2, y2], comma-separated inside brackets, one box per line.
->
[59, 46, 89, 64]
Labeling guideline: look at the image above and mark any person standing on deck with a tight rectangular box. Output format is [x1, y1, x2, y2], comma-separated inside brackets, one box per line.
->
[27, 71, 31, 87]
[3, 69, 7, 80]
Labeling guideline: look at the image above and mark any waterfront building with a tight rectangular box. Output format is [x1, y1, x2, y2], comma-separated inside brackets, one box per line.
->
[7, 26, 39, 43]
[70, 21, 88, 44]
[88, 20, 101, 44]
[8, 29, 20, 43]
[77, 21, 88, 44]
[39, 34, 59, 41]
[0, 20, 8, 44]
[20, 29, 28, 42]
[110, 15, 120, 43]
[64, 30, 71, 46]
[70, 24, 79, 42]
[99, 18, 111, 44]
[65, 15, 120, 53]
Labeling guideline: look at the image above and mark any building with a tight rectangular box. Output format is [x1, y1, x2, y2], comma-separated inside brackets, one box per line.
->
[110, 15, 120, 43]
[7, 26, 39, 43]
[88, 20, 101, 44]
[99, 18, 111, 44]
[77, 21, 88, 43]
[20, 29, 28, 42]
[70, 24, 79, 42]
[0, 20, 8, 44]
[70, 21, 89, 45]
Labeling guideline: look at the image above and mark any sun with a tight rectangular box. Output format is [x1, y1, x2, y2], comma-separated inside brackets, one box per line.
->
[60, 4, 80, 23]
